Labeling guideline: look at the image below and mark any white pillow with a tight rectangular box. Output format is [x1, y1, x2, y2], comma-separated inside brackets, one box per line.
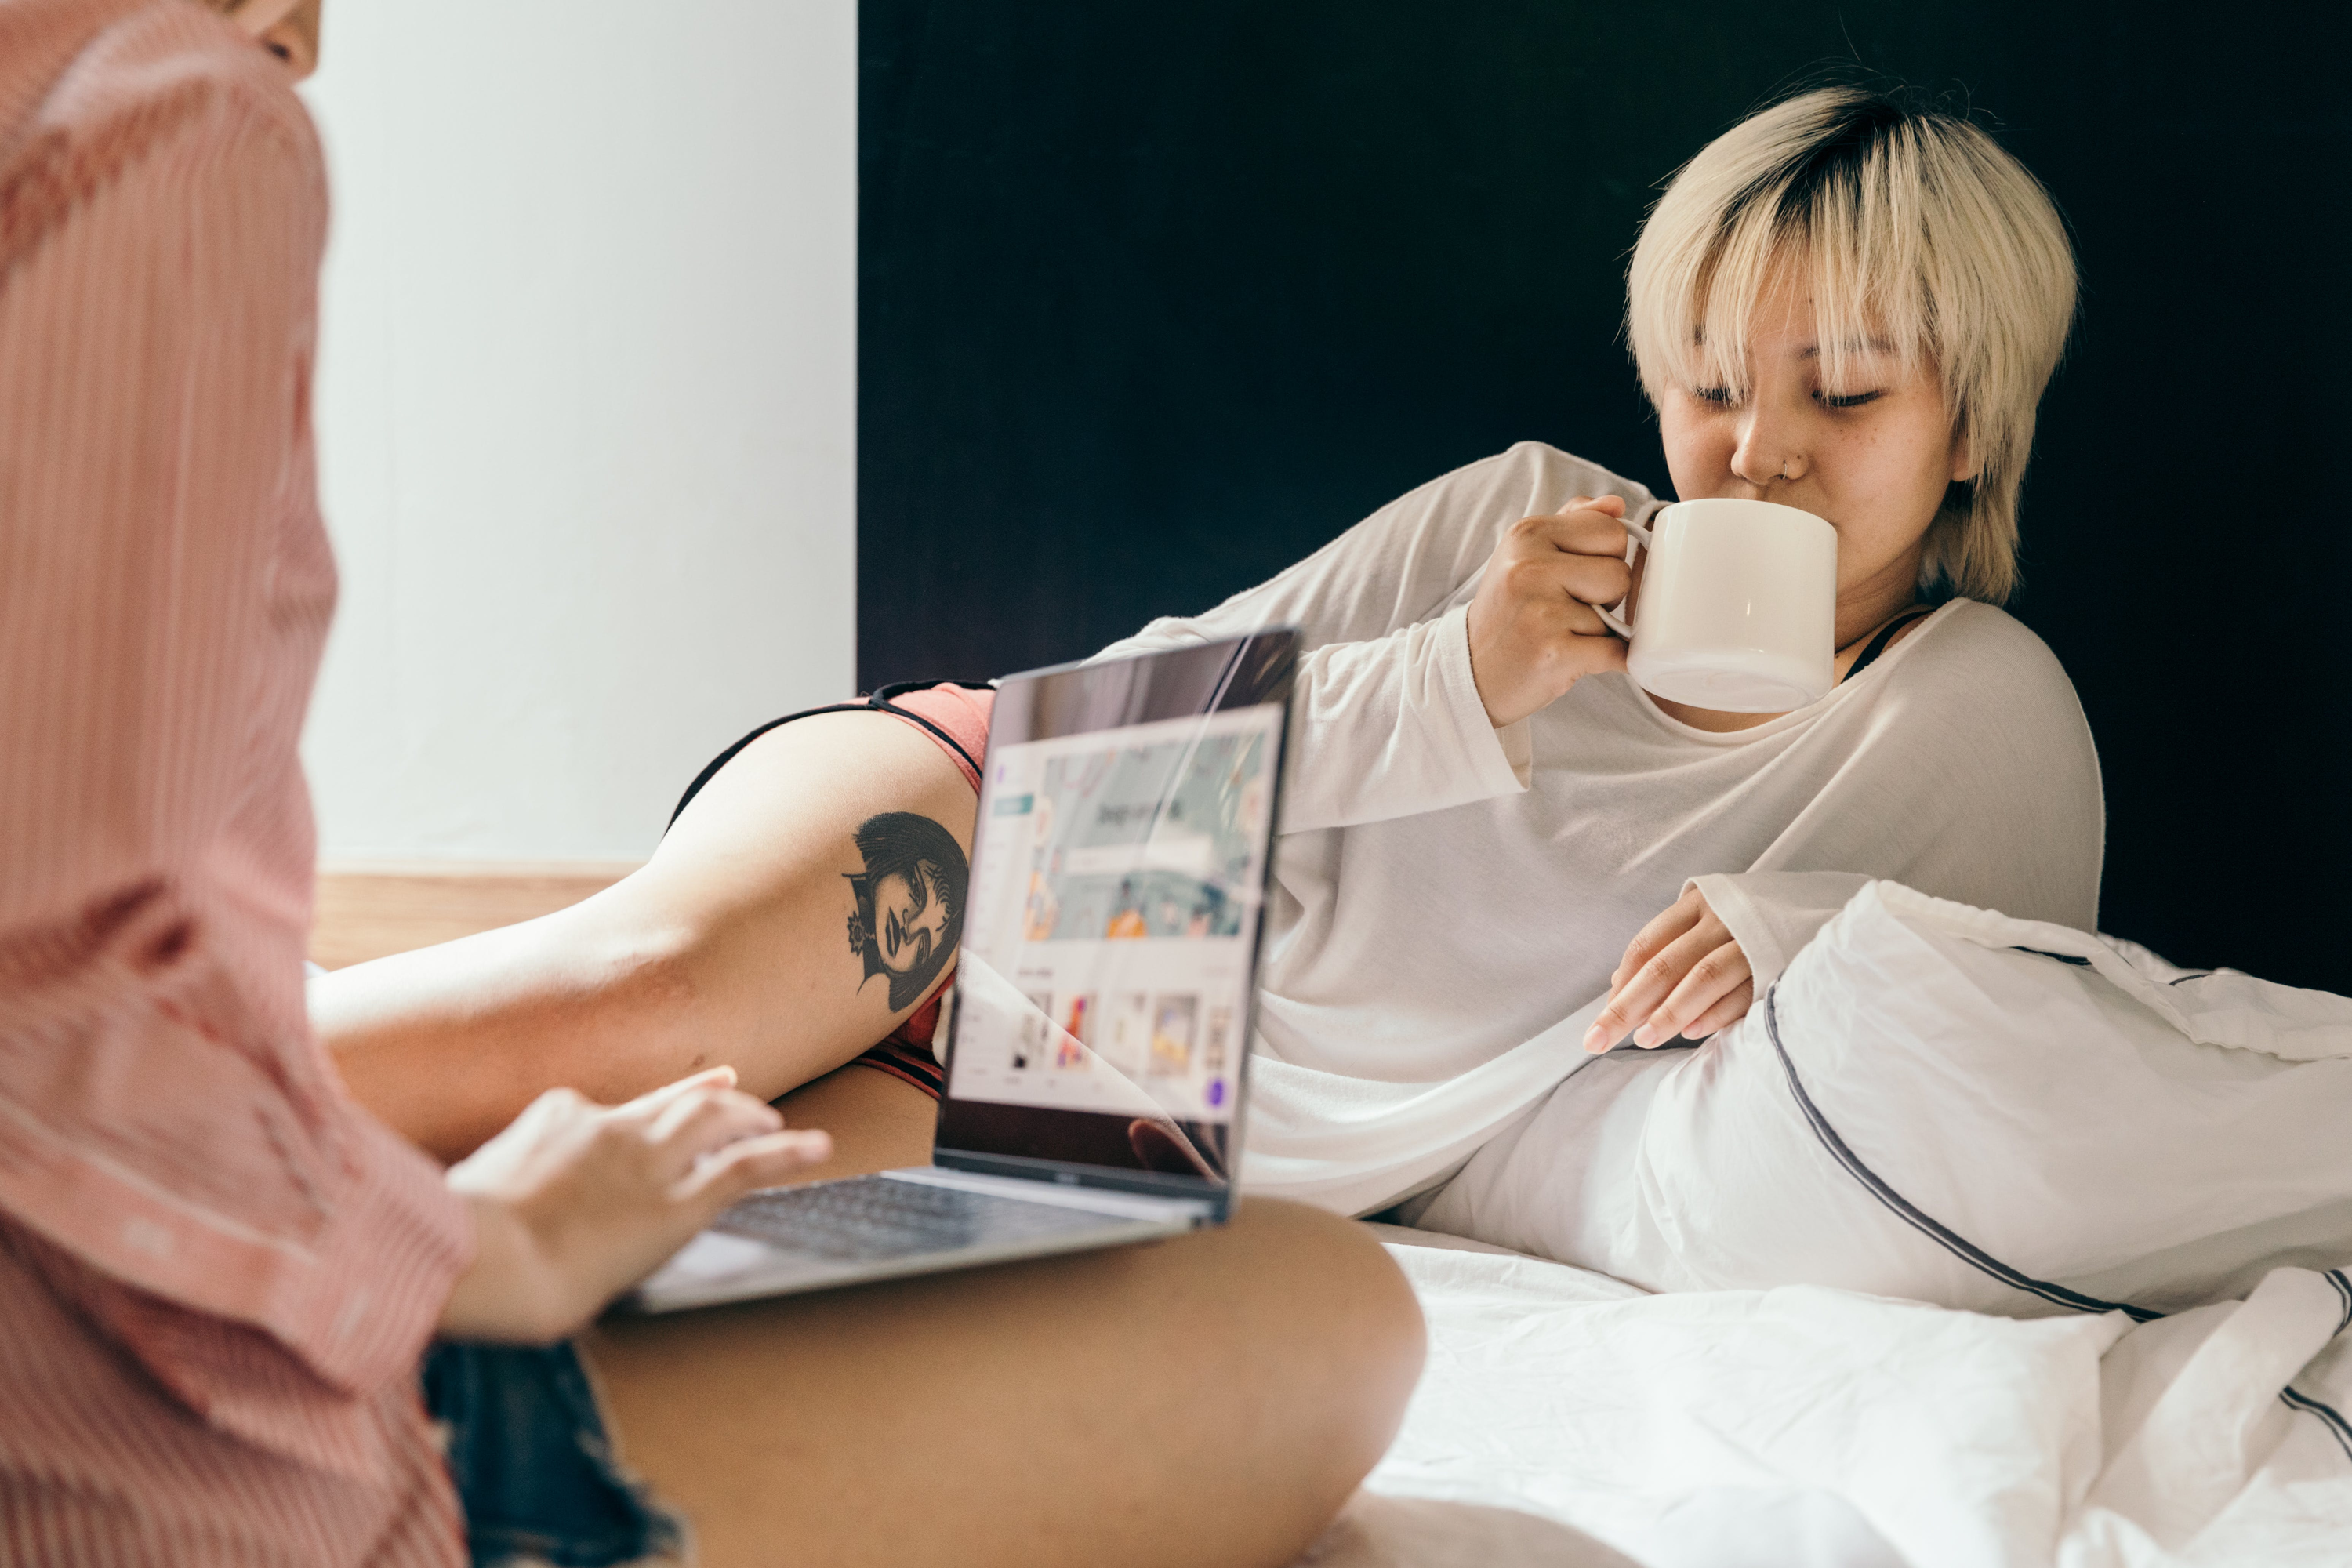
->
[1420, 880, 2352, 1318]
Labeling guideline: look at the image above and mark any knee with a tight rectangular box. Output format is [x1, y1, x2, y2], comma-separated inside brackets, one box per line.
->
[1291, 1200, 1425, 1365]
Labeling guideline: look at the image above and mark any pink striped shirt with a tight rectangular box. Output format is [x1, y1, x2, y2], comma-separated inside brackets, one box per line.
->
[0, 1, 470, 1560]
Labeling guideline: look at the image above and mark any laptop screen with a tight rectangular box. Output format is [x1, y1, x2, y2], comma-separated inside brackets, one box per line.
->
[934, 630, 1294, 1200]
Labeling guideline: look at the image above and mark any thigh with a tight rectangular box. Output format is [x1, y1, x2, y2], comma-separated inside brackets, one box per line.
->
[580, 1200, 1426, 1568]
[322, 707, 975, 1160]
[1414, 1050, 1672, 1265]
[766, 1060, 938, 1185]
[633, 706, 981, 1094]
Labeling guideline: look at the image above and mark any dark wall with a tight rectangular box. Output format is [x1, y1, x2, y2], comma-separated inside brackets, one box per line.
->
[858, 1, 2351, 987]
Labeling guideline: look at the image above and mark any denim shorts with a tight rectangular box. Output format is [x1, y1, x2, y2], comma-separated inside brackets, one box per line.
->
[421, 1339, 686, 1568]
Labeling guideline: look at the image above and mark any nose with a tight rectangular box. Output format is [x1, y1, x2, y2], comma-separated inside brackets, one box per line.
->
[1728, 401, 1808, 488]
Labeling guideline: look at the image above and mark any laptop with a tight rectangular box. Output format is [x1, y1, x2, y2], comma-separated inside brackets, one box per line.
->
[622, 629, 1297, 1313]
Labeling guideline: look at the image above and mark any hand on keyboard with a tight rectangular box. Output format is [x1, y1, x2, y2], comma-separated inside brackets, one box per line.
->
[438, 1067, 833, 1341]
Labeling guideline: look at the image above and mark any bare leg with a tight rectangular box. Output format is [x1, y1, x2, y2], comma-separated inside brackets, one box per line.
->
[583, 1198, 1425, 1568]
[763, 1061, 937, 1185]
[319, 709, 975, 1161]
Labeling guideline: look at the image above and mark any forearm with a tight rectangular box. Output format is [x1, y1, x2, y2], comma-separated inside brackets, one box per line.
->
[1279, 605, 1534, 833]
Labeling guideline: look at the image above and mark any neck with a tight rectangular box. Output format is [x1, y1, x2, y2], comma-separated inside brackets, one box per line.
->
[1833, 550, 1926, 653]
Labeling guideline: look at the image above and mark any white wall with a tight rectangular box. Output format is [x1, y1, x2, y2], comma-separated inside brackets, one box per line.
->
[299, 0, 856, 862]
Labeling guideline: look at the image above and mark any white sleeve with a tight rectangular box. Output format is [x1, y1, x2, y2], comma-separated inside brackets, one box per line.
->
[1278, 604, 1534, 831]
[1091, 442, 1657, 831]
[1690, 870, 1875, 997]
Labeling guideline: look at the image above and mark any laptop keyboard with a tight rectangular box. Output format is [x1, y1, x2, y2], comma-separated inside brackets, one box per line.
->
[712, 1176, 1139, 1261]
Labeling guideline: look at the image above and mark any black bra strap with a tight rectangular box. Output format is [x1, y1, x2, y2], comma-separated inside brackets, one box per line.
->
[666, 679, 993, 829]
[1839, 608, 1933, 685]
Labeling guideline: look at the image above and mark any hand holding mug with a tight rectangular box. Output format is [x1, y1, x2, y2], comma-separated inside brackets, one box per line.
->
[1465, 495, 1636, 729]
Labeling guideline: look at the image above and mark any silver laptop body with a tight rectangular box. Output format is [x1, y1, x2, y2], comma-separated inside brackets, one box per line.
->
[622, 630, 1296, 1313]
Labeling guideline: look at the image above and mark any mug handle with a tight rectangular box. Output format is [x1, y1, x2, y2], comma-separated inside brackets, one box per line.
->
[1590, 512, 1655, 641]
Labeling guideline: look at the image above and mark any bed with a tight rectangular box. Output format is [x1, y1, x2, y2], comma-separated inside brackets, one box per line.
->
[1294, 1224, 2352, 1567]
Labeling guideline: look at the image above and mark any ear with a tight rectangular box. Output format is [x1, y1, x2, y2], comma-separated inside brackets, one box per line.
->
[1949, 429, 1980, 485]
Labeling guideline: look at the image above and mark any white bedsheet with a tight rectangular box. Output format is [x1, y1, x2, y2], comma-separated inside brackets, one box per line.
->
[1316, 1229, 2352, 1568]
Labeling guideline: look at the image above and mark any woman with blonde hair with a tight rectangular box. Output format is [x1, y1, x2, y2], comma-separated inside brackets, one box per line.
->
[322, 89, 2096, 1228]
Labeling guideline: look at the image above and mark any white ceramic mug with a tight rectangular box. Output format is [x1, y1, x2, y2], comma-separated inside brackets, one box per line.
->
[1592, 496, 1838, 713]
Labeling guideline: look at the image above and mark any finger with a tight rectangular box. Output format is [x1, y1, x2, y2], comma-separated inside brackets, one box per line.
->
[1559, 552, 1635, 608]
[1549, 493, 1628, 518]
[648, 1088, 784, 1168]
[1681, 977, 1757, 1041]
[1610, 893, 1704, 993]
[1574, 633, 1630, 675]
[1613, 890, 1731, 989]
[503, 1084, 592, 1139]
[1512, 508, 1639, 560]
[644, 1080, 736, 1140]
[1631, 905, 1733, 997]
[675, 1128, 834, 1207]
[1584, 921, 1719, 1054]
[617, 1065, 740, 1122]
[519, 1083, 591, 1119]
[1635, 941, 1755, 1047]
[1499, 551, 1632, 615]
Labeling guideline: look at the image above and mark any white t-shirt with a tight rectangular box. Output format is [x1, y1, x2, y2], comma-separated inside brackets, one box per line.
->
[1095, 441, 2104, 1214]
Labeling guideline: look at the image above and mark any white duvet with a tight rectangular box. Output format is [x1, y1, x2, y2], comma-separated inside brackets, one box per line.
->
[1422, 881, 2352, 1319]
[1293, 883, 2352, 1566]
[1331, 1229, 2352, 1568]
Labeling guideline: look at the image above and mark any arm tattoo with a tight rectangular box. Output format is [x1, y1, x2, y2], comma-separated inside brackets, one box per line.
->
[843, 811, 967, 1011]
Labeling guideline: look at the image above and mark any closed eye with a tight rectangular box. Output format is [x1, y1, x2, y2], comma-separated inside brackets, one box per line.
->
[1817, 389, 1886, 409]
[1693, 386, 1736, 407]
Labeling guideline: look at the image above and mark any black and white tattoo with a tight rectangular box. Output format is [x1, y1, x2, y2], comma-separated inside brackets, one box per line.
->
[844, 811, 967, 1010]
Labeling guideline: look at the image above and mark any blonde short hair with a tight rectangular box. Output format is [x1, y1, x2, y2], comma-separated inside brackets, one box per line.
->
[1625, 88, 2076, 604]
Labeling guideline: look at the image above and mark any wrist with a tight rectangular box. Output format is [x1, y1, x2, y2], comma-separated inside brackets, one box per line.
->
[435, 1191, 574, 1345]
[1463, 604, 1529, 730]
